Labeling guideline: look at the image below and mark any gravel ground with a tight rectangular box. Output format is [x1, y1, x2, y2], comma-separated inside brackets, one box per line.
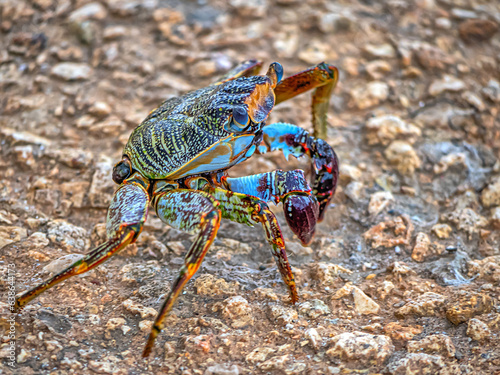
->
[1, 0, 500, 374]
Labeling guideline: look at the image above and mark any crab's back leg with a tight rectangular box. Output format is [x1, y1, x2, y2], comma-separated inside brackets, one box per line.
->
[143, 189, 221, 358]
[211, 59, 263, 85]
[258, 123, 339, 221]
[15, 176, 150, 311]
[205, 182, 308, 304]
[274, 62, 339, 140]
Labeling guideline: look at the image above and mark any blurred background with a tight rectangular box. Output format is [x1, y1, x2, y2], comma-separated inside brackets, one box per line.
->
[1, 0, 500, 374]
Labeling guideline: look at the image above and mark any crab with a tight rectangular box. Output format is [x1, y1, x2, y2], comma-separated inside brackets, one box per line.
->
[15, 60, 339, 357]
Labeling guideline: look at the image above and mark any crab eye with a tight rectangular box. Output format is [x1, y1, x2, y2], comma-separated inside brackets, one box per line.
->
[112, 157, 132, 184]
[266, 62, 284, 87]
[273, 62, 283, 84]
[232, 106, 250, 129]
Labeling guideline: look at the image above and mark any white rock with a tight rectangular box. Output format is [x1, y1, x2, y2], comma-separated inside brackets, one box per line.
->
[27, 232, 50, 248]
[384, 141, 421, 175]
[229, 0, 268, 18]
[269, 305, 297, 326]
[481, 176, 500, 208]
[466, 318, 491, 341]
[51, 63, 92, 81]
[47, 219, 89, 251]
[298, 299, 330, 319]
[205, 363, 240, 375]
[319, 12, 356, 33]
[0, 226, 27, 249]
[352, 286, 380, 315]
[365, 115, 421, 146]
[387, 353, 445, 374]
[451, 8, 477, 19]
[411, 232, 433, 262]
[298, 40, 330, 65]
[462, 91, 486, 111]
[368, 191, 394, 216]
[246, 347, 275, 364]
[122, 299, 157, 319]
[436, 18, 452, 29]
[310, 263, 352, 285]
[345, 181, 365, 203]
[339, 164, 362, 183]
[350, 82, 389, 109]
[221, 296, 253, 328]
[491, 207, 500, 228]
[273, 25, 299, 58]
[407, 334, 456, 357]
[305, 328, 322, 350]
[429, 75, 466, 96]
[363, 43, 396, 58]
[432, 224, 452, 239]
[106, 317, 126, 331]
[69, 2, 108, 22]
[327, 332, 393, 365]
[433, 153, 467, 174]
[366, 60, 392, 80]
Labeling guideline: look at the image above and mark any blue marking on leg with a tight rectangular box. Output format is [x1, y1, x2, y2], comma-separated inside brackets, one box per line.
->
[261, 122, 307, 160]
[259, 122, 339, 221]
[225, 169, 311, 204]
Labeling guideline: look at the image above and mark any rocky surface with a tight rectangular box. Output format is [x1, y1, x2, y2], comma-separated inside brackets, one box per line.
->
[1, 0, 500, 374]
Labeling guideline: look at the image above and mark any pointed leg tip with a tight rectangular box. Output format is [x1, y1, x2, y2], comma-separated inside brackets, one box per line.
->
[287, 283, 299, 305]
[14, 296, 26, 313]
[142, 341, 153, 358]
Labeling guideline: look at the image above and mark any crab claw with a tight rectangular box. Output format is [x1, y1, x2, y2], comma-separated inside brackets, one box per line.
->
[282, 193, 319, 246]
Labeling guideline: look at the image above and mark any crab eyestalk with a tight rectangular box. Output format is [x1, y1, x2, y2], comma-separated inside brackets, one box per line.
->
[266, 62, 284, 88]
[113, 156, 132, 184]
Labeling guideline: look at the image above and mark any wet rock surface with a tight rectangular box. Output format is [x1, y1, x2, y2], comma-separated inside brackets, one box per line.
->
[1, 0, 500, 374]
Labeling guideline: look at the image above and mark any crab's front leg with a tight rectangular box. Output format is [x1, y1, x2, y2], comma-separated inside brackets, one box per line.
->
[15, 175, 150, 311]
[258, 123, 339, 221]
[274, 62, 338, 140]
[143, 189, 221, 358]
[205, 185, 298, 304]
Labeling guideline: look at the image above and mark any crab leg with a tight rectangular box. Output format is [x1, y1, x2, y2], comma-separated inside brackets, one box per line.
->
[143, 190, 221, 358]
[258, 122, 339, 221]
[15, 179, 149, 312]
[212, 59, 263, 85]
[223, 169, 318, 246]
[274, 62, 338, 140]
[205, 186, 298, 305]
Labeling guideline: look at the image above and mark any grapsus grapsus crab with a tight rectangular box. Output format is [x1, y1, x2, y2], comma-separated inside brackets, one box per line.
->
[15, 60, 339, 357]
